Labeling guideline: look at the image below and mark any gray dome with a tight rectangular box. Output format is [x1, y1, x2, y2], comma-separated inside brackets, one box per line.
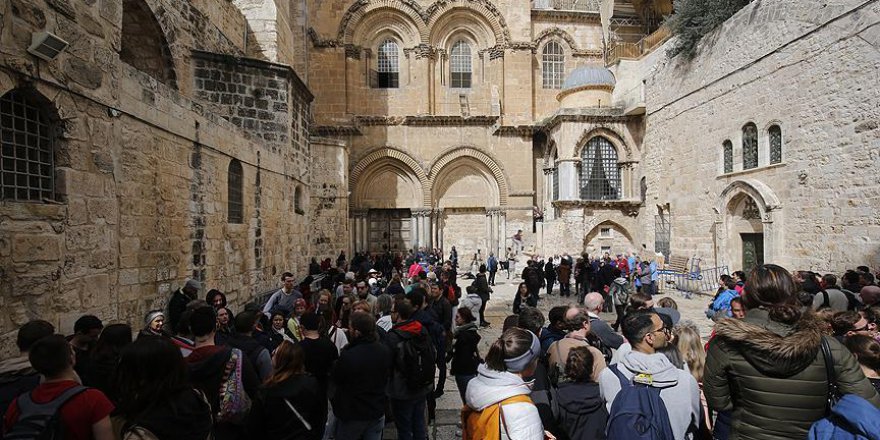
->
[561, 65, 616, 90]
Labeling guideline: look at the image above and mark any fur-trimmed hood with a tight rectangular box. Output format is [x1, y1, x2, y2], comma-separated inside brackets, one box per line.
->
[714, 308, 824, 377]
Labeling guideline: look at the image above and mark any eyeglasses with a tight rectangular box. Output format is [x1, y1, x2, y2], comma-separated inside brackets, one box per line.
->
[852, 324, 870, 332]
[649, 327, 671, 337]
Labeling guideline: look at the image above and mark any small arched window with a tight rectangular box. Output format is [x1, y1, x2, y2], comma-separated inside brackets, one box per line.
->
[742, 122, 758, 170]
[0, 89, 55, 202]
[580, 136, 620, 200]
[723, 140, 733, 173]
[542, 42, 565, 89]
[227, 159, 243, 224]
[376, 39, 399, 88]
[450, 41, 472, 89]
[769, 125, 782, 164]
[294, 185, 304, 214]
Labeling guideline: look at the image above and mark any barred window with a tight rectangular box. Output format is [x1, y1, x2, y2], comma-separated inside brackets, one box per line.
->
[769, 125, 782, 164]
[377, 39, 399, 88]
[0, 90, 54, 202]
[723, 140, 733, 173]
[580, 136, 620, 200]
[552, 166, 559, 201]
[742, 122, 758, 170]
[228, 159, 243, 224]
[542, 42, 564, 89]
[450, 41, 472, 89]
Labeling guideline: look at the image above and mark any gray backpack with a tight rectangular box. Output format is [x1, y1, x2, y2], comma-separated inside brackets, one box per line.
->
[4, 385, 88, 440]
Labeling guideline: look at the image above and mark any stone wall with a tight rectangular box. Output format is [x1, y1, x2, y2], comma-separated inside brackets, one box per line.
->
[0, 0, 330, 356]
[642, 0, 880, 273]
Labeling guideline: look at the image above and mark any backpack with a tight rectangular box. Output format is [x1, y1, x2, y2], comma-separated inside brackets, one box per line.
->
[392, 329, 436, 391]
[462, 394, 532, 440]
[605, 365, 675, 440]
[639, 263, 653, 286]
[217, 348, 252, 424]
[585, 321, 614, 364]
[609, 281, 630, 306]
[3, 385, 88, 440]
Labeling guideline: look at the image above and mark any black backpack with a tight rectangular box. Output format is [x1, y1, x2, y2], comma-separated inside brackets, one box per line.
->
[392, 329, 436, 391]
[4, 385, 88, 440]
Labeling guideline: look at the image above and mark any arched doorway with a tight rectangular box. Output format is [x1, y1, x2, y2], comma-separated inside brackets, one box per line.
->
[584, 221, 635, 258]
[726, 194, 764, 271]
[433, 158, 500, 258]
[715, 179, 781, 271]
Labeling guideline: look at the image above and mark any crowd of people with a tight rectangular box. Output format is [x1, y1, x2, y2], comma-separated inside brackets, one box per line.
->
[2, 246, 880, 440]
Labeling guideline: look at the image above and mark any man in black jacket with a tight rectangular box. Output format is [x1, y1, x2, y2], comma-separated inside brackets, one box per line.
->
[168, 279, 201, 333]
[523, 260, 544, 304]
[385, 300, 433, 440]
[331, 312, 391, 439]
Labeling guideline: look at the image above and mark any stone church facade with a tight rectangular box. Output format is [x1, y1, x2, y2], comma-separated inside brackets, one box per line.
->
[1, 0, 879, 353]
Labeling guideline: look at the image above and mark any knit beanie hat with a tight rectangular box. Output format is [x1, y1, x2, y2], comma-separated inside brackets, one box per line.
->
[144, 310, 165, 327]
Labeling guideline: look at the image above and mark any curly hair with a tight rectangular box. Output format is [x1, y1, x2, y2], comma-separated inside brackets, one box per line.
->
[564, 346, 595, 383]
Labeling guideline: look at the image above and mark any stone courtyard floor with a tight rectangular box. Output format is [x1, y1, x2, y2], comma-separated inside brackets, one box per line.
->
[381, 276, 715, 439]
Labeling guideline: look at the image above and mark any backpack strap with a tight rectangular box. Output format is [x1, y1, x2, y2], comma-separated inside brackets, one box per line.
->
[821, 290, 830, 309]
[609, 364, 631, 389]
[15, 384, 88, 416]
[6, 385, 89, 440]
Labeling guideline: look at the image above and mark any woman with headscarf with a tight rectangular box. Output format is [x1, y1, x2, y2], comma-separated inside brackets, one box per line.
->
[138, 310, 167, 339]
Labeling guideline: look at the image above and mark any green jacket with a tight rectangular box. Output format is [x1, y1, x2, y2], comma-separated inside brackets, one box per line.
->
[704, 308, 880, 440]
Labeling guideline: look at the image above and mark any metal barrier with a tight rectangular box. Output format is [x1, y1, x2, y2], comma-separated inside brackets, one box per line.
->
[657, 265, 729, 297]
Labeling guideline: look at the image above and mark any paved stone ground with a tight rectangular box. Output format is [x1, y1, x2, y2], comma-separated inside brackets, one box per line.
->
[382, 276, 716, 439]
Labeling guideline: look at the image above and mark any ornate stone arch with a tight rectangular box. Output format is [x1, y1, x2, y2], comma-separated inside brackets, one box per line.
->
[714, 179, 782, 268]
[350, 147, 430, 206]
[574, 127, 632, 161]
[715, 179, 781, 218]
[534, 27, 579, 53]
[428, 147, 509, 206]
[584, 219, 636, 253]
[426, 0, 511, 46]
[338, 0, 429, 44]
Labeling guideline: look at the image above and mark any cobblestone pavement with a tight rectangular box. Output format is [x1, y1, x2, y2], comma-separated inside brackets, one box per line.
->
[382, 277, 715, 439]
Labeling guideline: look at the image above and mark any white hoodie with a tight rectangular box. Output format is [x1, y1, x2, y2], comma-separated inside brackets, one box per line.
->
[465, 363, 544, 440]
[599, 350, 701, 440]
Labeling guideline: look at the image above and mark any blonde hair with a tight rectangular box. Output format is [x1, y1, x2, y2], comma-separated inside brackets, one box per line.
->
[675, 321, 706, 383]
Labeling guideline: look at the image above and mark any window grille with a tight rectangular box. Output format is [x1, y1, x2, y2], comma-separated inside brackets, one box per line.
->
[552, 166, 559, 201]
[580, 136, 620, 200]
[542, 42, 564, 89]
[377, 40, 399, 88]
[0, 90, 54, 202]
[450, 41, 472, 89]
[723, 140, 733, 173]
[228, 159, 243, 223]
[769, 125, 782, 164]
[600, 227, 612, 237]
[742, 123, 758, 170]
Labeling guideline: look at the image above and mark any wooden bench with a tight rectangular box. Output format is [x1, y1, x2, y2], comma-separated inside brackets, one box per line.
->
[665, 255, 689, 273]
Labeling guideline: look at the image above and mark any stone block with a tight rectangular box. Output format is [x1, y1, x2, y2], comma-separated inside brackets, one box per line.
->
[12, 235, 62, 262]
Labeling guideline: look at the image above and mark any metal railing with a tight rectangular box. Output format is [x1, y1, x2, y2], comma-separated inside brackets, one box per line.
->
[605, 24, 671, 65]
[657, 264, 730, 297]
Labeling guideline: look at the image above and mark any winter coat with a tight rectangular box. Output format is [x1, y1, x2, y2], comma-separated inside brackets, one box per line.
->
[186, 345, 260, 415]
[118, 388, 213, 440]
[807, 394, 880, 440]
[385, 319, 433, 400]
[513, 293, 537, 314]
[465, 363, 544, 440]
[459, 293, 483, 320]
[450, 322, 481, 376]
[330, 336, 391, 421]
[550, 381, 608, 440]
[474, 274, 492, 300]
[704, 309, 880, 440]
[556, 264, 572, 284]
[249, 374, 325, 440]
[0, 356, 38, 419]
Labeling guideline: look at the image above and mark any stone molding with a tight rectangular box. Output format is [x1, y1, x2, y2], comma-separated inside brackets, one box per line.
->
[532, 27, 603, 58]
[428, 146, 509, 206]
[574, 126, 633, 160]
[349, 147, 432, 207]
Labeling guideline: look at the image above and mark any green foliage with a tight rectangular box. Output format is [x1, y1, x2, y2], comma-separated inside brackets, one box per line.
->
[667, 0, 752, 59]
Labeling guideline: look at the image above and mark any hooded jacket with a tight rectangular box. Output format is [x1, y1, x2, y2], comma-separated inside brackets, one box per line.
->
[807, 394, 880, 440]
[598, 350, 700, 440]
[465, 363, 544, 440]
[450, 322, 481, 376]
[385, 319, 432, 400]
[120, 388, 213, 440]
[0, 356, 38, 418]
[704, 309, 880, 440]
[248, 375, 324, 440]
[331, 336, 391, 421]
[550, 381, 608, 440]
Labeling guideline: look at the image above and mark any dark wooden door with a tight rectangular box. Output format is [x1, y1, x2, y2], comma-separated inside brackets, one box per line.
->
[741, 233, 764, 271]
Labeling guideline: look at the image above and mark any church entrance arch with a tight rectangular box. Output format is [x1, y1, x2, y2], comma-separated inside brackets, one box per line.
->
[715, 179, 780, 271]
[584, 221, 635, 258]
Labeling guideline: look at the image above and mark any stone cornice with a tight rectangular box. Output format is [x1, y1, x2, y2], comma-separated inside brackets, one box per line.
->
[530, 9, 601, 22]
[552, 199, 642, 212]
[191, 50, 314, 102]
[355, 115, 499, 127]
[311, 125, 363, 136]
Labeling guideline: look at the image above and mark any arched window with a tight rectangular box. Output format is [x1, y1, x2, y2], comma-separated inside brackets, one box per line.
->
[723, 140, 733, 173]
[450, 41, 472, 89]
[294, 185, 304, 214]
[120, 0, 176, 87]
[0, 89, 55, 202]
[376, 39, 399, 88]
[742, 122, 758, 170]
[580, 137, 620, 200]
[542, 42, 564, 89]
[227, 159, 243, 223]
[769, 125, 782, 164]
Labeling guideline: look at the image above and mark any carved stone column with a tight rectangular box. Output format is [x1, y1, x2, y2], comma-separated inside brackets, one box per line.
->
[351, 209, 369, 253]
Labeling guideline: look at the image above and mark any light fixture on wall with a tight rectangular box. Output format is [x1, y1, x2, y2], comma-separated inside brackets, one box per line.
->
[27, 31, 69, 61]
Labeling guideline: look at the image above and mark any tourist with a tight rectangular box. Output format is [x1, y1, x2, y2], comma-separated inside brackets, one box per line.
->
[707, 278, 739, 320]
[229, 310, 273, 380]
[355, 280, 377, 311]
[265, 310, 295, 354]
[297, 313, 337, 437]
[462, 327, 545, 439]
[583, 292, 625, 350]
[860, 285, 880, 308]
[331, 312, 392, 439]
[459, 285, 483, 325]
[507, 247, 517, 279]
[813, 274, 852, 312]
[657, 297, 678, 309]
[2, 334, 114, 440]
[427, 281, 452, 397]
[185, 307, 259, 440]
[335, 279, 354, 300]
[385, 299, 432, 440]
[262, 272, 301, 318]
[831, 310, 873, 342]
[487, 252, 498, 286]
[557, 258, 572, 298]
[598, 311, 700, 440]
[547, 346, 608, 440]
[206, 289, 228, 310]
[609, 268, 632, 330]
[513, 282, 535, 315]
[675, 322, 713, 436]
[845, 334, 880, 393]
[287, 298, 307, 341]
[215, 306, 234, 344]
[547, 309, 607, 382]
[334, 294, 355, 331]
[544, 257, 556, 296]
[729, 296, 746, 319]
[249, 341, 324, 440]
[138, 310, 167, 339]
[704, 264, 880, 439]
[450, 307, 481, 403]
[0, 320, 54, 417]
[168, 279, 201, 333]
[376, 293, 394, 331]
[523, 261, 544, 304]
[540, 306, 569, 354]
[113, 336, 212, 439]
[68, 314, 103, 380]
[82, 323, 132, 401]
[473, 265, 492, 327]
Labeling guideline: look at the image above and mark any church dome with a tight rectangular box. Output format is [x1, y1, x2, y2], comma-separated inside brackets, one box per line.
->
[561, 65, 616, 91]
